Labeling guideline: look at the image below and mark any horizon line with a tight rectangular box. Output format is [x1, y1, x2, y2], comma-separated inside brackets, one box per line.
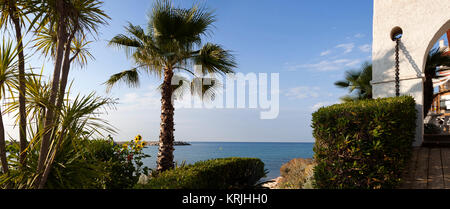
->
[114, 140, 315, 143]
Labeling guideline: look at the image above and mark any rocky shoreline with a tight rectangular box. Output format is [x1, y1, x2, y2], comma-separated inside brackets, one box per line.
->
[262, 158, 315, 189]
[261, 177, 283, 189]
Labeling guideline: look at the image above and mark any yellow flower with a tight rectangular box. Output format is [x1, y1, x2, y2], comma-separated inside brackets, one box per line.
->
[134, 134, 142, 143]
[122, 143, 128, 149]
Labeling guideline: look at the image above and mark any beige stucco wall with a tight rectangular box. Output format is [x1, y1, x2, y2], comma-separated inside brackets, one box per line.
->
[372, 0, 450, 146]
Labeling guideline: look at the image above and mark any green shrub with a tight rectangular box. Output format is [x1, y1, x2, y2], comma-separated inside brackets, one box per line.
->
[312, 96, 417, 189]
[136, 157, 266, 189]
[88, 136, 150, 189]
[2, 138, 110, 189]
[87, 139, 137, 189]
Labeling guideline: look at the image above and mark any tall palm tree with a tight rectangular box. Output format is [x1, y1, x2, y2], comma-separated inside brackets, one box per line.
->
[30, 0, 109, 188]
[29, 0, 71, 183]
[334, 62, 372, 102]
[33, 26, 96, 112]
[423, 48, 450, 118]
[106, 0, 236, 172]
[0, 40, 19, 175]
[0, 0, 30, 166]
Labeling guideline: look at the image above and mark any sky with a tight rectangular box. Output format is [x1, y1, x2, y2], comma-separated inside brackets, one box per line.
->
[0, 0, 424, 142]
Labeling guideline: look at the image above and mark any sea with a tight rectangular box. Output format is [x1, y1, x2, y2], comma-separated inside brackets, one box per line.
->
[141, 142, 315, 181]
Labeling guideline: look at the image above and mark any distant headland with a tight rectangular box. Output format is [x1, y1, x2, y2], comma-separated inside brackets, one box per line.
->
[115, 141, 191, 146]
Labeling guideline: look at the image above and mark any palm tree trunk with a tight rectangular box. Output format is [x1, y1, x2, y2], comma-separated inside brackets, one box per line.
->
[156, 68, 175, 172]
[0, 105, 9, 175]
[38, 35, 74, 189]
[36, 0, 68, 188]
[9, 2, 27, 167]
[55, 32, 75, 112]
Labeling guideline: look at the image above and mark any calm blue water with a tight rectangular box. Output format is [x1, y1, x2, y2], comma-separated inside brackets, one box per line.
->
[142, 142, 314, 181]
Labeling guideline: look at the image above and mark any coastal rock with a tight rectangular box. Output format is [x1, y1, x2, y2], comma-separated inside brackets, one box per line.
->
[115, 141, 191, 146]
[277, 158, 316, 189]
[261, 177, 283, 189]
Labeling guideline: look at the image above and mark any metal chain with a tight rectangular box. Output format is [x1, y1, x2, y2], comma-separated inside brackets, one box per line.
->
[395, 38, 400, 97]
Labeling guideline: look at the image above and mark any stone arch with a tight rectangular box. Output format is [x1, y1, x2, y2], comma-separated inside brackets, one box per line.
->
[421, 19, 450, 72]
[372, 0, 450, 146]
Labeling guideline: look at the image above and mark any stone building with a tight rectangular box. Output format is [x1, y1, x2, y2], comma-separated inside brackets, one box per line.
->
[371, 0, 450, 146]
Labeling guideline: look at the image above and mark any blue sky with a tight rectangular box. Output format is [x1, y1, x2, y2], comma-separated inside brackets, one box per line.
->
[4, 0, 377, 142]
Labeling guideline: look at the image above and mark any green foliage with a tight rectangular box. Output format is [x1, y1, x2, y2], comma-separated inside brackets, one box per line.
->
[312, 96, 417, 189]
[2, 138, 107, 189]
[334, 62, 372, 102]
[1, 136, 150, 189]
[105, 0, 236, 92]
[136, 157, 266, 189]
[89, 135, 150, 189]
[44, 138, 108, 189]
[0, 76, 119, 188]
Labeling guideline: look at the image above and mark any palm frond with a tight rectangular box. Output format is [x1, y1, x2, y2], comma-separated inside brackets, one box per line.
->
[109, 34, 143, 58]
[65, 0, 110, 36]
[0, 0, 31, 30]
[193, 43, 236, 75]
[149, 0, 215, 50]
[104, 68, 140, 92]
[334, 80, 350, 88]
[335, 62, 372, 102]
[32, 25, 58, 59]
[0, 39, 20, 99]
[70, 34, 94, 67]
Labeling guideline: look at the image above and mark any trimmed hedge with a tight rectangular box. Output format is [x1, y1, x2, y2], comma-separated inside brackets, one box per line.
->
[312, 96, 417, 189]
[136, 157, 266, 189]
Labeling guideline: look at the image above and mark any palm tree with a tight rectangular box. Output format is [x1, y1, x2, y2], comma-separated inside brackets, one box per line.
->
[0, 40, 19, 175]
[28, 0, 71, 184]
[33, 26, 96, 112]
[423, 48, 450, 118]
[106, 0, 236, 172]
[334, 62, 372, 102]
[30, 0, 109, 188]
[1, 71, 116, 188]
[0, 0, 30, 166]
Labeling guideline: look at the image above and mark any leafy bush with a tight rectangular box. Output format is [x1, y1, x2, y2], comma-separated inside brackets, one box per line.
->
[0, 91, 118, 189]
[278, 158, 315, 189]
[88, 135, 150, 189]
[45, 139, 108, 189]
[1, 135, 150, 189]
[136, 157, 266, 189]
[2, 138, 108, 189]
[312, 96, 417, 189]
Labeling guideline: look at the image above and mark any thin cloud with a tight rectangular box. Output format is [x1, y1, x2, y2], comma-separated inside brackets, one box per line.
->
[320, 50, 332, 56]
[311, 101, 337, 111]
[359, 44, 371, 53]
[287, 58, 361, 72]
[354, 33, 365, 38]
[345, 59, 361, 67]
[285, 86, 320, 100]
[336, 43, 355, 54]
[118, 85, 161, 111]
